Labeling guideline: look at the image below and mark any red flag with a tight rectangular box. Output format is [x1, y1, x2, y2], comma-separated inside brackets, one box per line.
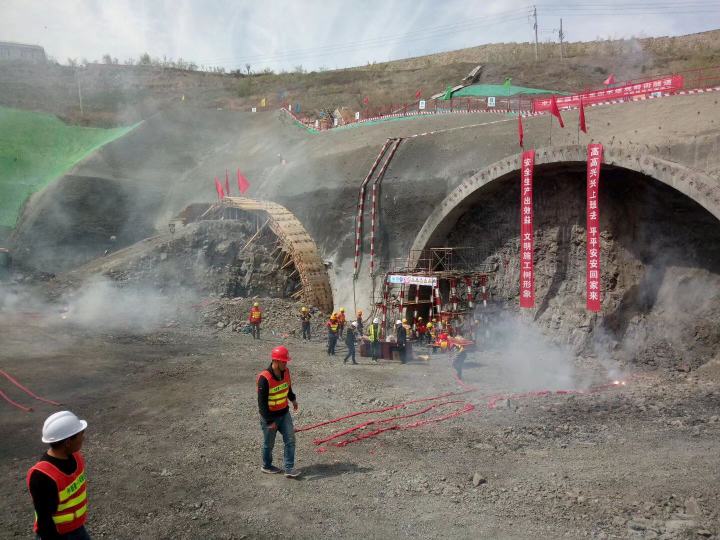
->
[362, 96, 369, 105]
[237, 168, 250, 194]
[603, 74, 615, 86]
[214, 177, 224, 199]
[225, 169, 231, 196]
[518, 114, 524, 147]
[415, 89, 422, 99]
[579, 98, 587, 133]
[550, 95, 564, 128]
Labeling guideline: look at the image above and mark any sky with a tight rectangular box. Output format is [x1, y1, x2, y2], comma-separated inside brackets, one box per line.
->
[2, 0, 719, 72]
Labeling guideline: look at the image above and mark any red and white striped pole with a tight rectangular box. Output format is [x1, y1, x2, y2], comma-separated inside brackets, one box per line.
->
[450, 278, 458, 312]
[412, 285, 420, 330]
[433, 285, 442, 317]
[353, 139, 392, 278]
[465, 277, 474, 308]
[380, 279, 390, 339]
[369, 138, 402, 277]
[399, 283, 405, 320]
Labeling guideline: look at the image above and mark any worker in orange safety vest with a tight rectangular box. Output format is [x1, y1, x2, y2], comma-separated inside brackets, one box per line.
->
[249, 302, 262, 340]
[337, 308, 347, 338]
[326, 314, 339, 356]
[257, 346, 300, 478]
[27, 411, 90, 540]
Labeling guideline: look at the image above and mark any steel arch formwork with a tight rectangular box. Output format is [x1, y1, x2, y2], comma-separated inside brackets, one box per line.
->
[177, 196, 333, 313]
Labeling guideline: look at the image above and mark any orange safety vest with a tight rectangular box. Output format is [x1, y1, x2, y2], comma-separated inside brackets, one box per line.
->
[27, 452, 88, 535]
[337, 313, 346, 324]
[249, 308, 262, 323]
[257, 369, 292, 412]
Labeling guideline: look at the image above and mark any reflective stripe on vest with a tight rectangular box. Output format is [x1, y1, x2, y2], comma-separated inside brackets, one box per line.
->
[251, 310, 262, 320]
[368, 324, 379, 341]
[328, 323, 338, 332]
[27, 452, 88, 535]
[257, 369, 291, 412]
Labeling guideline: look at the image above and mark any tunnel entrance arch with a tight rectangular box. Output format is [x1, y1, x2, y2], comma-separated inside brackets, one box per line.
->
[410, 145, 720, 261]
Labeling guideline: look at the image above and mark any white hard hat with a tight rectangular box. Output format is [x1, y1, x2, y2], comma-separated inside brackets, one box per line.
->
[42, 411, 87, 444]
[351, 321, 358, 327]
[373, 318, 379, 324]
[396, 320, 402, 325]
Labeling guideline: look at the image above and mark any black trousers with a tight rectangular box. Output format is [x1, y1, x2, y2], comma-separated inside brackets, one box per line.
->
[343, 342, 356, 363]
[327, 334, 338, 355]
[302, 322, 311, 340]
[251, 324, 260, 339]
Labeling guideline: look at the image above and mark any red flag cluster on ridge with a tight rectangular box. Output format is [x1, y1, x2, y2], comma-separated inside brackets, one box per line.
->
[603, 73, 616, 86]
[237, 169, 250, 194]
[415, 89, 422, 99]
[214, 177, 224, 199]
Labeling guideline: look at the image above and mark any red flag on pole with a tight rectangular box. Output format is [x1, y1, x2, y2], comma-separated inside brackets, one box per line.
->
[518, 114, 524, 147]
[237, 168, 250, 194]
[519, 150, 535, 309]
[550, 95, 564, 128]
[603, 73, 615, 86]
[415, 89, 422, 99]
[586, 143, 603, 312]
[362, 96, 369, 105]
[214, 177, 224, 199]
[225, 169, 230, 196]
[579, 98, 587, 133]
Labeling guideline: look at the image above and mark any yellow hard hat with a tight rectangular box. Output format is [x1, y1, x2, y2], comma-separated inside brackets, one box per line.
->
[331, 313, 337, 320]
[340, 307, 345, 312]
[301, 307, 307, 312]
[440, 341, 448, 349]
[402, 318, 407, 323]
[253, 302, 259, 307]
[427, 322, 433, 328]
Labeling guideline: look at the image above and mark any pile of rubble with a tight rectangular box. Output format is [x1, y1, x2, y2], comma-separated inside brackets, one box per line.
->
[200, 297, 328, 339]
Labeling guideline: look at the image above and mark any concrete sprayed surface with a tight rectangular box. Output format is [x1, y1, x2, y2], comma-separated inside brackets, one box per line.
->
[1, 315, 719, 539]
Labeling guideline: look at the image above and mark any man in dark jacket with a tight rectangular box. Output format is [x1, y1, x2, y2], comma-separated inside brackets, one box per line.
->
[300, 307, 311, 340]
[395, 319, 407, 364]
[343, 321, 359, 364]
[257, 346, 300, 478]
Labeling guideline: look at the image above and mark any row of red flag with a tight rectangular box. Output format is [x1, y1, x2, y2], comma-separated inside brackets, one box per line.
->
[214, 168, 250, 199]
[518, 94, 587, 147]
[519, 143, 604, 312]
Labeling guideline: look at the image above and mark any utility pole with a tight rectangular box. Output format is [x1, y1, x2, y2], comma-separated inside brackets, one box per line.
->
[75, 68, 84, 116]
[559, 18, 565, 61]
[533, 6, 539, 62]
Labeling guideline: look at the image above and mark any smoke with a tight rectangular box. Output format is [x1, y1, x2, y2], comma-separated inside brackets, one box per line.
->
[477, 311, 580, 392]
[0, 276, 198, 333]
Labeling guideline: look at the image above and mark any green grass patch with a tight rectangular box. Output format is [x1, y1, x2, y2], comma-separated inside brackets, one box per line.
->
[0, 107, 138, 227]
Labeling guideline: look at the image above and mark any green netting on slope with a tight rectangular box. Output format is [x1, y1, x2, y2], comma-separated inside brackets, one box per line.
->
[0, 107, 138, 228]
[452, 84, 571, 97]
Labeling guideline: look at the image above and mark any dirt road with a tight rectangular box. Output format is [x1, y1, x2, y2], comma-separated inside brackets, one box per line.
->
[1, 314, 719, 539]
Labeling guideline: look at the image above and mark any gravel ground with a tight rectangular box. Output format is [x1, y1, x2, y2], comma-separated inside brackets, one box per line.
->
[1, 311, 719, 539]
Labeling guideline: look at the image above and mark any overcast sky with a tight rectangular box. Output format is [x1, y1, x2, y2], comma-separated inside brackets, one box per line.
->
[2, 0, 719, 71]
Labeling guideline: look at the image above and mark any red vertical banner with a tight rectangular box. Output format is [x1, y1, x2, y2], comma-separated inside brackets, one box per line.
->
[520, 149, 535, 308]
[586, 143, 603, 312]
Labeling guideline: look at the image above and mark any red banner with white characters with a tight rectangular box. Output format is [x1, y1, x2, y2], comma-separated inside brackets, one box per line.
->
[586, 144, 603, 312]
[532, 75, 684, 113]
[520, 150, 535, 308]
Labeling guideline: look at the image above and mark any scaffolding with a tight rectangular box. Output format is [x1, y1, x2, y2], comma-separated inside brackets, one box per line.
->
[374, 247, 497, 338]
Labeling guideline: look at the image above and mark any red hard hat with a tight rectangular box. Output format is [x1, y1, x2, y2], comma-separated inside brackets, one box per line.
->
[271, 345, 291, 363]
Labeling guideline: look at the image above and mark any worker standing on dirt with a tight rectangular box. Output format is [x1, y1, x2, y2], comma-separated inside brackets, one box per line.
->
[355, 310, 364, 336]
[452, 345, 467, 380]
[249, 302, 262, 340]
[343, 321, 359, 365]
[337, 308, 347, 338]
[395, 319, 408, 364]
[367, 317, 381, 362]
[27, 411, 90, 540]
[300, 307, 311, 340]
[257, 346, 300, 478]
[402, 318, 412, 340]
[326, 314, 339, 356]
[416, 317, 427, 343]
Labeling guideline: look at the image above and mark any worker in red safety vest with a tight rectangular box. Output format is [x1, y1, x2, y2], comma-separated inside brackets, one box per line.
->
[27, 411, 90, 540]
[257, 346, 300, 478]
[434, 331, 450, 354]
[326, 313, 340, 356]
[416, 317, 427, 342]
[248, 302, 262, 340]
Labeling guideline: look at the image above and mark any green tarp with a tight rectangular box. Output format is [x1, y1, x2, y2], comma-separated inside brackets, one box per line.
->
[451, 84, 570, 98]
[0, 107, 137, 228]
